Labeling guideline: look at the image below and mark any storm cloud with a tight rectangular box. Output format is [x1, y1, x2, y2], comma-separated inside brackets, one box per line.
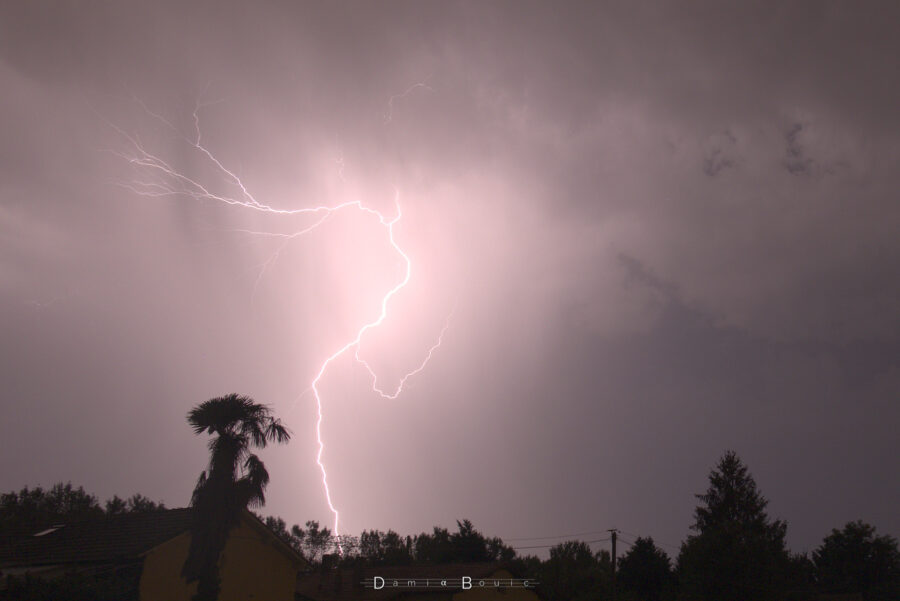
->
[1, 0, 898, 554]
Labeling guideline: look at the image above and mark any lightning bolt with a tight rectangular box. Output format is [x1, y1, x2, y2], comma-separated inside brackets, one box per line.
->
[109, 97, 451, 552]
[356, 310, 454, 400]
[383, 81, 434, 124]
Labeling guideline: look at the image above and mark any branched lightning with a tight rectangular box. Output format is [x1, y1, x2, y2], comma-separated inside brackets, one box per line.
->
[384, 81, 434, 124]
[355, 308, 454, 400]
[111, 98, 451, 551]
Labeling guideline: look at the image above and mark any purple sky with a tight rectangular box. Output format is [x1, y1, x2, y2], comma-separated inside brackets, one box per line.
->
[1, 1, 898, 557]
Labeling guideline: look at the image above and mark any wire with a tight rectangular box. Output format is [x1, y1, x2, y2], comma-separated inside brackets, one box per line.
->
[513, 537, 610, 550]
[505, 529, 617, 542]
[617, 530, 681, 551]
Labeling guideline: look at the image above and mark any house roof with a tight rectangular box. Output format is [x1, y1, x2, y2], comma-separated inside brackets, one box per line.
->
[241, 510, 307, 567]
[296, 562, 522, 600]
[0, 508, 194, 568]
[0, 508, 308, 572]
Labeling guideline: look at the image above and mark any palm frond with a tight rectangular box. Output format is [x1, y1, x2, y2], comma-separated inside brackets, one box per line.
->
[244, 453, 270, 492]
[241, 419, 268, 448]
[266, 419, 291, 444]
[189, 393, 268, 436]
[190, 471, 207, 507]
[234, 477, 266, 508]
[187, 401, 221, 435]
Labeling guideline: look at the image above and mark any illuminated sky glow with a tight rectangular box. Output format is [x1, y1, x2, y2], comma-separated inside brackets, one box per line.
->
[109, 99, 453, 545]
[1, 1, 898, 553]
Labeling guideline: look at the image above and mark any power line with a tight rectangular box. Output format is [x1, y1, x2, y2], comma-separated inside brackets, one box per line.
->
[618, 529, 643, 539]
[513, 537, 610, 550]
[505, 529, 616, 542]
[505, 528, 681, 552]
[617, 529, 681, 551]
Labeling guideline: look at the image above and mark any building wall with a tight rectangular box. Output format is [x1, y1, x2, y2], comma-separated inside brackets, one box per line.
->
[140, 518, 299, 601]
[451, 569, 542, 601]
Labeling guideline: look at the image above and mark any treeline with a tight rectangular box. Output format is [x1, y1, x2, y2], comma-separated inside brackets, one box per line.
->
[259, 517, 516, 566]
[262, 516, 897, 601]
[260, 451, 899, 601]
[2, 452, 898, 601]
[0, 482, 165, 540]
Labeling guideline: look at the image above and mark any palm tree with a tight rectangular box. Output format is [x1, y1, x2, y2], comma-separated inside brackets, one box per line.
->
[181, 393, 290, 601]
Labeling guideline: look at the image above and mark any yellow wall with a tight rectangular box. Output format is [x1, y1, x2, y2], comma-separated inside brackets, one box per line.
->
[139, 518, 300, 601]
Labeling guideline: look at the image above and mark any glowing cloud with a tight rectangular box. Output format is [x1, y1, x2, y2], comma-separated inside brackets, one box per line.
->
[110, 98, 450, 550]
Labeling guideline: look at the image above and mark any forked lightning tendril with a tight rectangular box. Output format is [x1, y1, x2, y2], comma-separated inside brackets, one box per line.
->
[111, 99, 451, 552]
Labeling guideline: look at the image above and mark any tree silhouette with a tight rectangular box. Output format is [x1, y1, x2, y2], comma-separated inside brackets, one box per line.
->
[677, 450, 790, 601]
[814, 521, 900, 601]
[297, 520, 333, 563]
[357, 529, 412, 565]
[539, 540, 611, 601]
[618, 537, 672, 601]
[450, 519, 496, 562]
[406, 520, 515, 564]
[262, 515, 304, 554]
[105, 493, 166, 515]
[181, 393, 290, 601]
[0, 483, 103, 539]
[413, 526, 453, 563]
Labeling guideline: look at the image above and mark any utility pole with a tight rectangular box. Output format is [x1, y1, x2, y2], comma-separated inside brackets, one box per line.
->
[609, 528, 619, 601]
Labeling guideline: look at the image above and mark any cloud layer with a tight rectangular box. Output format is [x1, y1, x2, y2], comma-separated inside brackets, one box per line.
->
[1, 0, 897, 553]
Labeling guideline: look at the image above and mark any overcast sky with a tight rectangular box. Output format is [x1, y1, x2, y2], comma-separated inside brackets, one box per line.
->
[1, 0, 898, 557]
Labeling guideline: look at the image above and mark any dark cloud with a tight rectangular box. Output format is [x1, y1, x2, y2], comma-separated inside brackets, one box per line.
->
[1, 0, 897, 553]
